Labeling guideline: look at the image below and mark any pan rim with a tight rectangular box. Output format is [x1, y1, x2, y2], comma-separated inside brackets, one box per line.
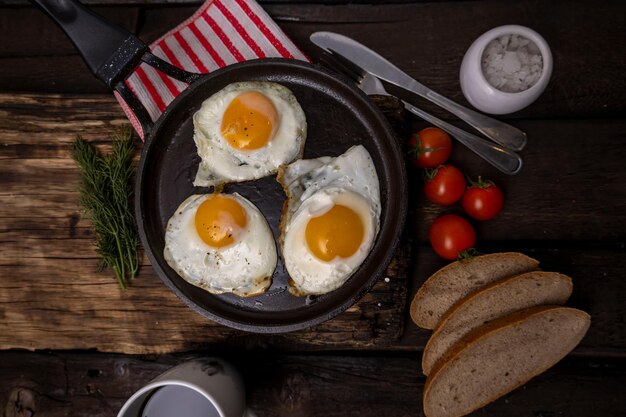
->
[135, 58, 407, 333]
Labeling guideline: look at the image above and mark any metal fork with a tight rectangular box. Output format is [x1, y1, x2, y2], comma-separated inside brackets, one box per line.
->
[322, 51, 523, 175]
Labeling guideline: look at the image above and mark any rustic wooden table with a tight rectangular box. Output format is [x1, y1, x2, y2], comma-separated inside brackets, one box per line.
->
[1, 0, 625, 416]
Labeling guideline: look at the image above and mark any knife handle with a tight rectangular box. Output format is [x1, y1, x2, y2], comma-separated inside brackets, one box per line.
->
[402, 101, 522, 175]
[424, 89, 527, 151]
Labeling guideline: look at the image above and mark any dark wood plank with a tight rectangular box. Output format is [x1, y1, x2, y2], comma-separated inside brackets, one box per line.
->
[0, 92, 411, 353]
[0, 56, 114, 94]
[410, 117, 626, 243]
[0, 7, 138, 56]
[2, 94, 625, 242]
[0, 351, 624, 417]
[0, 250, 410, 353]
[2, 230, 623, 354]
[277, 0, 626, 119]
[0, 92, 624, 353]
[0, 94, 127, 144]
[0, 8, 138, 93]
[1, 0, 625, 119]
[0, 3, 622, 416]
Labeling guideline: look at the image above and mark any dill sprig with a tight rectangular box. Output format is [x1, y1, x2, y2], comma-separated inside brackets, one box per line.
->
[71, 128, 140, 289]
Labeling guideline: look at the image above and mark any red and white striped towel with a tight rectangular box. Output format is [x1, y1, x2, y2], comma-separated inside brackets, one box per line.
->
[114, 0, 308, 139]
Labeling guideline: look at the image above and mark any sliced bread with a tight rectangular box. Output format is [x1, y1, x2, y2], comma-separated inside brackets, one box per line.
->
[410, 252, 540, 329]
[423, 306, 590, 417]
[421, 271, 573, 375]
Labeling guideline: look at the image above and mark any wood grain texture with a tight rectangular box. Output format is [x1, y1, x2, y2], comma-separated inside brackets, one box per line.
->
[0, 7, 139, 94]
[0, 8, 138, 56]
[0, 1, 624, 415]
[1, 92, 625, 353]
[0, 351, 624, 417]
[2, 94, 625, 241]
[0, 92, 411, 353]
[410, 117, 626, 243]
[0, 227, 411, 353]
[1, 0, 625, 120]
[0, 253, 410, 353]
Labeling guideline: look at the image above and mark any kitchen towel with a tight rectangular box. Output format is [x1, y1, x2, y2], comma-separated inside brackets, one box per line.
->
[115, 0, 308, 139]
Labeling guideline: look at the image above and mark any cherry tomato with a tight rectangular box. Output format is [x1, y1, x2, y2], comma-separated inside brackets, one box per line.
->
[424, 165, 466, 206]
[462, 177, 505, 221]
[408, 127, 452, 168]
[429, 214, 476, 260]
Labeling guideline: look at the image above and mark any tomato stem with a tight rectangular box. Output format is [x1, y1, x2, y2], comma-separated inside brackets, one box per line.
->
[457, 248, 480, 260]
[409, 133, 446, 156]
[467, 175, 494, 189]
[423, 167, 439, 181]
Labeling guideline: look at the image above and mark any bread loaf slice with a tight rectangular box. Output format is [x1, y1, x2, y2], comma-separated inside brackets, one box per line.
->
[423, 306, 590, 417]
[421, 271, 573, 375]
[411, 252, 539, 329]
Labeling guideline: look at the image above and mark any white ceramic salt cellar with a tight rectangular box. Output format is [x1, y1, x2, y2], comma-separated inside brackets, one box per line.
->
[460, 25, 552, 115]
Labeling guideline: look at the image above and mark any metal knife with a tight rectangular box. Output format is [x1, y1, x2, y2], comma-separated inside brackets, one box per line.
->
[310, 31, 527, 151]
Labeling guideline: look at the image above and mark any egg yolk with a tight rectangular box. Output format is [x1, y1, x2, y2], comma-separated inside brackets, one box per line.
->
[195, 195, 247, 248]
[221, 91, 278, 151]
[305, 204, 365, 262]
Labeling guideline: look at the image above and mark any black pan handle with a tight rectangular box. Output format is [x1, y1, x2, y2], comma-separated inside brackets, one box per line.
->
[30, 0, 146, 87]
[30, 0, 201, 137]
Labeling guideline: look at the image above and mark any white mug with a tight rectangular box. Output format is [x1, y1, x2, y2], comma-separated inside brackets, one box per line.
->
[117, 358, 252, 417]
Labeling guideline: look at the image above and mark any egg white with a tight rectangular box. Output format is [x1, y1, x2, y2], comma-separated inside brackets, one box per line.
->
[278, 145, 381, 295]
[163, 193, 277, 297]
[193, 82, 307, 187]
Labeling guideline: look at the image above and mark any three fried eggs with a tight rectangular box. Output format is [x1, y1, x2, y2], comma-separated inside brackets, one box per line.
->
[164, 81, 381, 297]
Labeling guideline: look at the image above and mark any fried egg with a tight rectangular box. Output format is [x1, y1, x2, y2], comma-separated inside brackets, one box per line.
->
[193, 82, 307, 187]
[277, 145, 381, 296]
[163, 193, 277, 297]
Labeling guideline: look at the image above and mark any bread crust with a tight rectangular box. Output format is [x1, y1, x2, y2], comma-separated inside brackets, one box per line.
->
[423, 306, 591, 417]
[410, 252, 540, 329]
[421, 271, 573, 375]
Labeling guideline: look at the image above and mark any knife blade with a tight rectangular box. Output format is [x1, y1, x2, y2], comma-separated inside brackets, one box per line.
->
[310, 31, 527, 151]
[311, 31, 422, 94]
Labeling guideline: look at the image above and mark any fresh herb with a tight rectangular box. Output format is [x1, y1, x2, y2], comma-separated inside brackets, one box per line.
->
[70, 128, 139, 289]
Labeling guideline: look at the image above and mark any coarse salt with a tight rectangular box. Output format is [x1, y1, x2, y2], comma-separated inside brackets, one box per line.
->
[481, 34, 543, 93]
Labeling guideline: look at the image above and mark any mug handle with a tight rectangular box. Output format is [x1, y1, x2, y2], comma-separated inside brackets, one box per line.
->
[29, 0, 200, 136]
